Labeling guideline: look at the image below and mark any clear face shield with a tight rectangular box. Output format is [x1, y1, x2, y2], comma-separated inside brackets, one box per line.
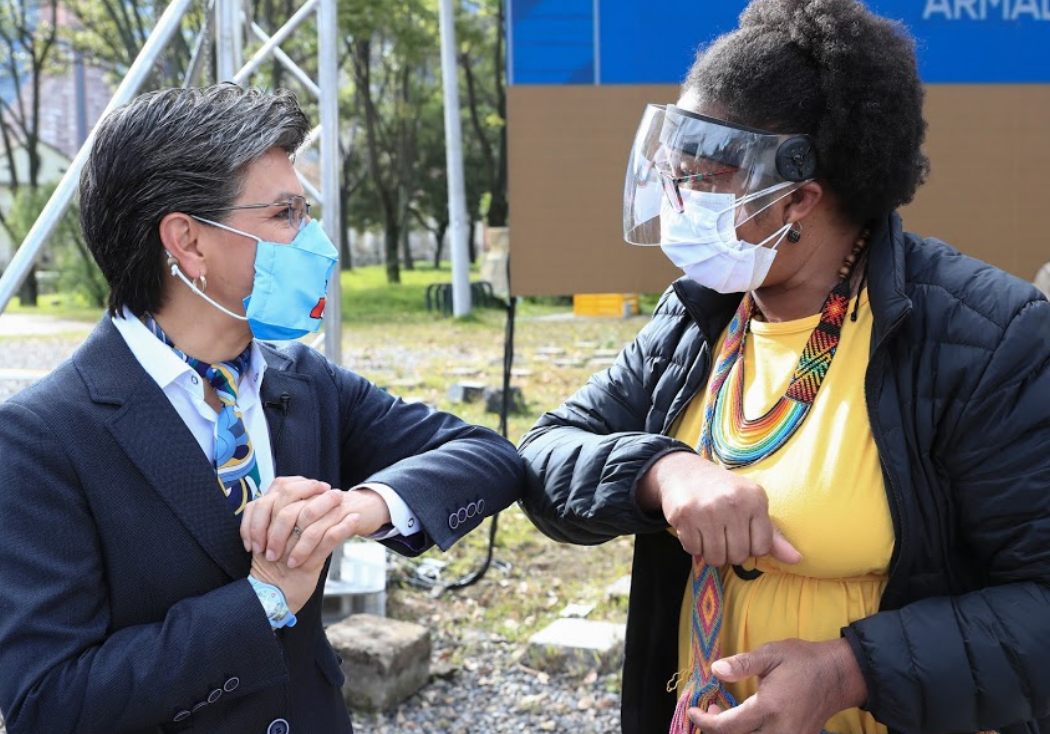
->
[623, 104, 818, 246]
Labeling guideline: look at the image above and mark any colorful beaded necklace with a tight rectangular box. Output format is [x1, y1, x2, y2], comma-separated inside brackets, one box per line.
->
[697, 229, 869, 468]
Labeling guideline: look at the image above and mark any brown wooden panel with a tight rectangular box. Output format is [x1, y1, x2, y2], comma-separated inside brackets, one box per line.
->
[507, 84, 1050, 296]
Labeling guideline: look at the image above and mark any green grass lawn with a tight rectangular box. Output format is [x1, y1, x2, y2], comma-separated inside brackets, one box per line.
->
[7, 262, 632, 324]
[6, 291, 106, 321]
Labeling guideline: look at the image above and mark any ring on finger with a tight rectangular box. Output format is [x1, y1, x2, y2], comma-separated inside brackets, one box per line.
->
[293, 525, 303, 537]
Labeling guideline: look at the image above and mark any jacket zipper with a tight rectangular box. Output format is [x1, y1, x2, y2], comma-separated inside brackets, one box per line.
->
[864, 309, 911, 605]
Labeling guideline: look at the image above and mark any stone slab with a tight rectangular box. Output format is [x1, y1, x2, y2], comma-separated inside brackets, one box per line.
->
[447, 381, 488, 403]
[524, 618, 626, 675]
[326, 613, 431, 712]
[605, 575, 632, 599]
[483, 386, 526, 414]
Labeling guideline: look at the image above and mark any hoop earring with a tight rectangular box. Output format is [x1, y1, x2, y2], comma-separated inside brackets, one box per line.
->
[192, 274, 208, 293]
[787, 221, 803, 243]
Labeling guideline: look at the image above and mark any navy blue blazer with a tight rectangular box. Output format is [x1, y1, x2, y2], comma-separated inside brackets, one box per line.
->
[0, 318, 524, 734]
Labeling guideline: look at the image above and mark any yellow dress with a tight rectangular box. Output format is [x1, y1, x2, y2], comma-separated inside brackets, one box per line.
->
[673, 291, 893, 734]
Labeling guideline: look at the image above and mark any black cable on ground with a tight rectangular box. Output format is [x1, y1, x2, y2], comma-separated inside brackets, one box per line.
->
[438, 288, 515, 595]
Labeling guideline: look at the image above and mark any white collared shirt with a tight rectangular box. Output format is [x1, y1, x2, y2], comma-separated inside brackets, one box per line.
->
[112, 309, 419, 538]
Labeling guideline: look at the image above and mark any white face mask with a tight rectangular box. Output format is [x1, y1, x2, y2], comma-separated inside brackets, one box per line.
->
[660, 181, 798, 293]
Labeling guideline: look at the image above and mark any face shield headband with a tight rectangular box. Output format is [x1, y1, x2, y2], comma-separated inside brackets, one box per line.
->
[623, 104, 818, 245]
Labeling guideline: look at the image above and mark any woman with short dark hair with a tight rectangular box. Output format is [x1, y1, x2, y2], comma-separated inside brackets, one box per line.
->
[0, 84, 523, 734]
[519, 2, 1050, 734]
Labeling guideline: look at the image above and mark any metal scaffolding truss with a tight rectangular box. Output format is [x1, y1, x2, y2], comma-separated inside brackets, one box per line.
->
[0, 0, 343, 363]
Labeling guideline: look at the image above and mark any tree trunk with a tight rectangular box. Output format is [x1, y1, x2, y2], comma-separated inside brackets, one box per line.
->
[490, 0, 509, 228]
[339, 186, 353, 270]
[487, 187, 509, 228]
[432, 223, 447, 269]
[468, 219, 477, 264]
[400, 211, 414, 270]
[384, 216, 401, 284]
[18, 266, 38, 307]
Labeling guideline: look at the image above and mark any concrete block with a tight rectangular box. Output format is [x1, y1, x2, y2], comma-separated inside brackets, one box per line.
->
[323, 541, 387, 623]
[559, 602, 595, 618]
[326, 614, 431, 712]
[605, 575, 631, 599]
[447, 381, 487, 403]
[524, 618, 626, 675]
[483, 386, 526, 414]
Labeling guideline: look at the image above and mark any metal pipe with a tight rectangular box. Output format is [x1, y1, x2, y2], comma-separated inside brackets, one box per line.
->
[249, 22, 321, 98]
[0, 0, 196, 314]
[216, 0, 237, 80]
[301, 124, 323, 151]
[318, 0, 342, 366]
[296, 169, 323, 205]
[234, 0, 320, 85]
[438, 0, 471, 317]
[183, 0, 216, 88]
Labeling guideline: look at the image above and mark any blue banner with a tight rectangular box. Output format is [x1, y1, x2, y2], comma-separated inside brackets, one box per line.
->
[508, 0, 1050, 85]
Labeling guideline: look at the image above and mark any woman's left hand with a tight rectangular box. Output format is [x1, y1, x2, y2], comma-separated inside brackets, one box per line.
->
[688, 638, 868, 734]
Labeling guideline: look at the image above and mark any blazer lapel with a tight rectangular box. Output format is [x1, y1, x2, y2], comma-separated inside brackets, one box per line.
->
[79, 319, 251, 580]
[258, 349, 321, 480]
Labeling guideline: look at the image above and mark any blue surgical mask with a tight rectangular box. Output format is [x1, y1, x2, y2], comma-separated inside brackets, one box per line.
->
[170, 217, 338, 341]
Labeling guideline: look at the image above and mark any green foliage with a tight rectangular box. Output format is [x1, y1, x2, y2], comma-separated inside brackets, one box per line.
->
[8, 185, 108, 309]
[63, 0, 205, 88]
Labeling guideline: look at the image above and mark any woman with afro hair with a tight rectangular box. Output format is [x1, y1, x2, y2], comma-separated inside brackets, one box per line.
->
[519, 1, 1050, 734]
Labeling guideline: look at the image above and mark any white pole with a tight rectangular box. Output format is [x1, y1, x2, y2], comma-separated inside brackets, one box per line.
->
[438, 0, 471, 317]
[318, 0, 342, 363]
[216, 0, 237, 80]
[0, 0, 196, 314]
[236, 0, 321, 85]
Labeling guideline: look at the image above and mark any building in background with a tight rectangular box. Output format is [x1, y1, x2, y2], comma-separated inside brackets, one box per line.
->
[0, 3, 114, 271]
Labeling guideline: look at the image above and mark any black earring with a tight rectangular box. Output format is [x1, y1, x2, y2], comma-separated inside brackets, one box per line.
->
[787, 222, 803, 243]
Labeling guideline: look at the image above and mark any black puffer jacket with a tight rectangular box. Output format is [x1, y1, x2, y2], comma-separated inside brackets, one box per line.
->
[519, 213, 1050, 734]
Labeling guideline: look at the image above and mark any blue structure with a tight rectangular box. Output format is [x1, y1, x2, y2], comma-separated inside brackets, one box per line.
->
[507, 0, 1050, 85]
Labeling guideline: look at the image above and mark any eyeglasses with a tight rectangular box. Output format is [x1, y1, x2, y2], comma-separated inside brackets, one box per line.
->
[198, 195, 312, 229]
[658, 167, 737, 213]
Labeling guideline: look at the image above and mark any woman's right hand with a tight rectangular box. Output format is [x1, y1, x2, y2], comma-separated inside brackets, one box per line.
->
[249, 507, 358, 614]
[637, 451, 802, 567]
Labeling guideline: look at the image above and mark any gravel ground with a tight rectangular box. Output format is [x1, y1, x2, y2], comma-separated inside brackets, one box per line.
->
[0, 336, 84, 402]
[351, 631, 622, 734]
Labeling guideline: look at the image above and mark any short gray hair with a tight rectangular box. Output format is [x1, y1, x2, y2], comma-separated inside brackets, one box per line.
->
[80, 84, 311, 316]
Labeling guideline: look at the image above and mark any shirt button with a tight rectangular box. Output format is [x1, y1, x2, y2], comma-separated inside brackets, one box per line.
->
[267, 719, 290, 734]
[407, 518, 415, 528]
[191, 375, 199, 385]
[173, 710, 191, 722]
[191, 701, 208, 712]
[223, 676, 240, 693]
[208, 688, 223, 703]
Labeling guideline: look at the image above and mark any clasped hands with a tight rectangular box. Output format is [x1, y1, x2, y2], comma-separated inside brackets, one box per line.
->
[639, 451, 868, 734]
[240, 476, 391, 613]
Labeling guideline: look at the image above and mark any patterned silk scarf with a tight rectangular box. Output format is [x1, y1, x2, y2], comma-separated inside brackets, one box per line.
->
[143, 314, 262, 515]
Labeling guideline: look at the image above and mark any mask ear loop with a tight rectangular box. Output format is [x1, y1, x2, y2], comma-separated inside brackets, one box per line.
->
[732, 180, 809, 229]
[755, 222, 793, 251]
[165, 252, 249, 322]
